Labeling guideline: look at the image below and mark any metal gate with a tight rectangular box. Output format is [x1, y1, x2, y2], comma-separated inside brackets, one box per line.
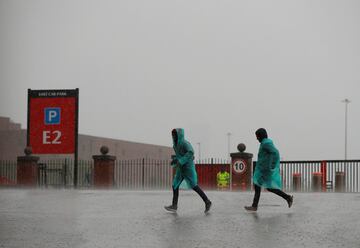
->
[38, 162, 67, 188]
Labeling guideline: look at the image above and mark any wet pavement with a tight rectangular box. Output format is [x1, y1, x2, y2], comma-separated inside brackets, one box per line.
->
[0, 189, 359, 248]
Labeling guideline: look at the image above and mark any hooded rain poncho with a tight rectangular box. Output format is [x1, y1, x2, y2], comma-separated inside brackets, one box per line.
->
[172, 128, 198, 189]
[253, 138, 282, 189]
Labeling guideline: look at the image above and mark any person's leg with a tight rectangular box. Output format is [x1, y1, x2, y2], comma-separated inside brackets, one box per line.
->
[252, 184, 261, 207]
[165, 174, 183, 212]
[172, 186, 179, 207]
[193, 185, 212, 213]
[266, 188, 290, 200]
[245, 184, 261, 211]
[193, 185, 209, 202]
[267, 188, 293, 208]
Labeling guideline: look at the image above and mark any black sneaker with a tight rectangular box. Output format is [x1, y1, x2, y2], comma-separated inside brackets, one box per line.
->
[164, 205, 177, 212]
[287, 195, 293, 208]
[244, 206, 258, 211]
[205, 200, 212, 213]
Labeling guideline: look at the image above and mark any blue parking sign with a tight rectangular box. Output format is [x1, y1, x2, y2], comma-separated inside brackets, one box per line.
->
[44, 108, 61, 125]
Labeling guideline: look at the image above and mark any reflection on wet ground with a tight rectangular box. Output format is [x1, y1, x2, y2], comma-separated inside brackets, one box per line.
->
[0, 190, 359, 248]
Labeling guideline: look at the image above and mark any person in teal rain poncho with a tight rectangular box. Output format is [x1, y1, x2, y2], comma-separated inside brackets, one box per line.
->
[165, 128, 212, 213]
[245, 128, 293, 211]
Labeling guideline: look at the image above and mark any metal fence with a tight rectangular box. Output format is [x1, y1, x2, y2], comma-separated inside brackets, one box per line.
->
[36, 159, 94, 188]
[0, 160, 17, 186]
[0, 159, 93, 188]
[195, 158, 229, 164]
[115, 159, 172, 189]
[1, 159, 360, 192]
[0, 159, 173, 189]
[196, 163, 229, 190]
[280, 160, 360, 192]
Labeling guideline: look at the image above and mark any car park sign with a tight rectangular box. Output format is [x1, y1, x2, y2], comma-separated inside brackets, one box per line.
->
[27, 89, 79, 154]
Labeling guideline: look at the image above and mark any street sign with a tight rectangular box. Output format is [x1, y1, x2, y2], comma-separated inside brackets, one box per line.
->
[27, 88, 80, 187]
[233, 159, 247, 174]
[27, 89, 79, 154]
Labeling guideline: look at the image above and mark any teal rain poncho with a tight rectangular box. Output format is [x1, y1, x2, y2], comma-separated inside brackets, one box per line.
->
[253, 138, 282, 189]
[171, 128, 198, 189]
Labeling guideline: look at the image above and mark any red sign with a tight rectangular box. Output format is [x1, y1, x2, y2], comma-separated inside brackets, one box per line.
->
[27, 89, 79, 154]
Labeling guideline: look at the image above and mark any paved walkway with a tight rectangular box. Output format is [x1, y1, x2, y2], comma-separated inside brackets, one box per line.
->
[0, 189, 359, 248]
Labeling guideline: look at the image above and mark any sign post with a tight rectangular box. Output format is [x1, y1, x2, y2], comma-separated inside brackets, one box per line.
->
[27, 89, 79, 187]
[230, 143, 253, 191]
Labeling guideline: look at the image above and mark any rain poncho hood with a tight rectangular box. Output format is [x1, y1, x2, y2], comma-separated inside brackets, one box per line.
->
[171, 128, 198, 189]
[253, 138, 282, 189]
[172, 128, 185, 149]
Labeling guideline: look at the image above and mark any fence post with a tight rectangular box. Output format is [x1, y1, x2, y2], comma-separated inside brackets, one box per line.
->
[63, 159, 67, 187]
[17, 147, 39, 187]
[92, 146, 116, 188]
[142, 158, 145, 190]
[230, 143, 253, 191]
[292, 173, 301, 192]
[335, 171, 346, 192]
[312, 172, 322, 192]
[321, 161, 327, 192]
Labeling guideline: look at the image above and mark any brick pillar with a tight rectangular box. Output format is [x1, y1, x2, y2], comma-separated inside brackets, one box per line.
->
[312, 172, 322, 192]
[335, 171, 345, 192]
[93, 146, 116, 188]
[17, 147, 39, 187]
[292, 173, 301, 192]
[230, 143, 253, 191]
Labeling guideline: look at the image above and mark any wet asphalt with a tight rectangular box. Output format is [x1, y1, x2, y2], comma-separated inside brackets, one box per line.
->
[0, 189, 359, 248]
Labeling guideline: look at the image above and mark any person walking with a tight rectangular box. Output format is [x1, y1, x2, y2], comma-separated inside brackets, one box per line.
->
[245, 128, 293, 211]
[165, 128, 212, 213]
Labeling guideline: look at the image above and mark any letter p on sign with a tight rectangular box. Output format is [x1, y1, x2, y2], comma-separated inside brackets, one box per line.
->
[44, 108, 61, 125]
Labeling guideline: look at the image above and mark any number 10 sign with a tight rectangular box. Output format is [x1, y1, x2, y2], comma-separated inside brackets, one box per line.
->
[233, 159, 247, 174]
[27, 89, 79, 154]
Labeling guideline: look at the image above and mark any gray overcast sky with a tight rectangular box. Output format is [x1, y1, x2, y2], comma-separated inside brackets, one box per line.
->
[0, 0, 359, 160]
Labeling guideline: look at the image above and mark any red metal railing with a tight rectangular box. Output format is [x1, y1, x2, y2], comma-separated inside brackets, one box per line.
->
[196, 163, 230, 189]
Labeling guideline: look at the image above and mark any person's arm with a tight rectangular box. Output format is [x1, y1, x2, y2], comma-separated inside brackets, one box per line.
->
[171, 155, 178, 166]
[177, 142, 194, 166]
[262, 143, 277, 169]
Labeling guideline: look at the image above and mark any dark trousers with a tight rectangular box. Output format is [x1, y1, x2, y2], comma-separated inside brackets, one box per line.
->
[172, 184, 209, 206]
[252, 184, 290, 207]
